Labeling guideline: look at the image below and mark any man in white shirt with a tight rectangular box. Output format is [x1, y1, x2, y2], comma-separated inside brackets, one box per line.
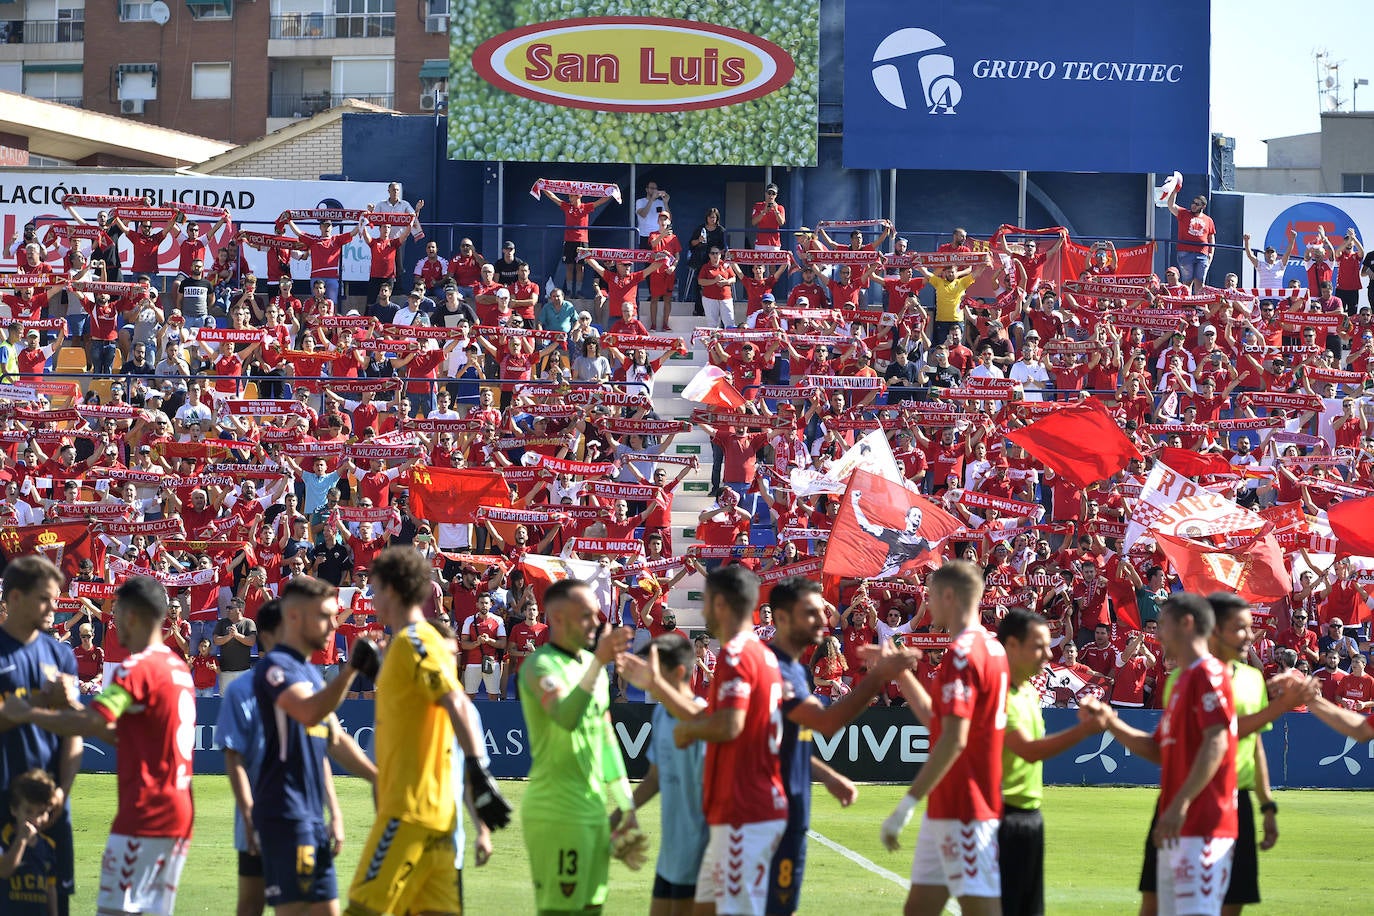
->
[1243, 230, 1294, 294]
[1009, 340, 1051, 400]
[374, 181, 416, 239]
[392, 288, 430, 326]
[634, 180, 670, 245]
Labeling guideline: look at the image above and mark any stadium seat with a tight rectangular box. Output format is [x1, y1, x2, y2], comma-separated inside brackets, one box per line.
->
[56, 346, 88, 373]
[87, 378, 113, 404]
[242, 381, 259, 400]
[110, 349, 123, 371]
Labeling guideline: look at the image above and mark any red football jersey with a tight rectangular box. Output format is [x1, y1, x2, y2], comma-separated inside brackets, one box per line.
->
[92, 644, 195, 838]
[927, 626, 1008, 822]
[1155, 655, 1237, 838]
[703, 631, 787, 826]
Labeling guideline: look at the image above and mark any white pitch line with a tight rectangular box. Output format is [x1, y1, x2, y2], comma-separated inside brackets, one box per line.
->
[806, 829, 962, 915]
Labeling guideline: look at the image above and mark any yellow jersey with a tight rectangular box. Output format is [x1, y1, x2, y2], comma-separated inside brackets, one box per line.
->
[930, 273, 976, 323]
[374, 620, 462, 832]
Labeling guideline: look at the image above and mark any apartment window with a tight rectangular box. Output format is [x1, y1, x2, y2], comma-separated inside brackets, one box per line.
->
[424, 0, 447, 33]
[334, 0, 393, 38]
[333, 55, 392, 107]
[116, 63, 158, 100]
[1341, 173, 1374, 193]
[191, 62, 230, 98]
[120, 0, 154, 21]
[23, 67, 82, 106]
[186, 0, 233, 19]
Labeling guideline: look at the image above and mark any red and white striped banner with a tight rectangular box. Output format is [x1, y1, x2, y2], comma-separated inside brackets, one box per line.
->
[909, 252, 991, 269]
[197, 327, 266, 344]
[237, 231, 308, 251]
[568, 537, 643, 556]
[533, 454, 616, 477]
[797, 375, 885, 390]
[601, 333, 683, 351]
[476, 506, 567, 524]
[584, 480, 663, 502]
[1280, 312, 1343, 329]
[530, 178, 621, 202]
[1241, 392, 1323, 412]
[804, 249, 882, 265]
[110, 206, 176, 222]
[576, 247, 662, 263]
[223, 399, 310, 416]
[0, 273, 60, 288]
[725, 249, 796, 266]
[278, 208, 363, 223]
[61, 194, 148, 209]
[1062, 280, 1150, 299]
[960, 490, 1040, 517]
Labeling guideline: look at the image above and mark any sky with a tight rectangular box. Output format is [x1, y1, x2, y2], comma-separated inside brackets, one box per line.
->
[1212, 0, 1374, 166]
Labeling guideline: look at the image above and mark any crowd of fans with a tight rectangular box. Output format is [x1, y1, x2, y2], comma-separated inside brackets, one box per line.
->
[1, 178, 1372, 718]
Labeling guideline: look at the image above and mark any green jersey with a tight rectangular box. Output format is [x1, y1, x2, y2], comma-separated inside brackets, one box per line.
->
[1163, 659, 1267, 790]
[1002, 681, 1046, 810]
[518, 643, 626, 824]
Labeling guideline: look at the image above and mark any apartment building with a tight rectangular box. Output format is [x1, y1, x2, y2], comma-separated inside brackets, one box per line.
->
[0, 0, 449, 147]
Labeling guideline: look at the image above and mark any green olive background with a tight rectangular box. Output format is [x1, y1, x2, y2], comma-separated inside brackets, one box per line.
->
[448, 0, 819, 166]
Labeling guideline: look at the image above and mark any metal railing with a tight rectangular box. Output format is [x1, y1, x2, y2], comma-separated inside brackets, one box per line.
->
[268, 91, 394, 118]
[268, 12, 394, 39]
[0, 17, 84, 43]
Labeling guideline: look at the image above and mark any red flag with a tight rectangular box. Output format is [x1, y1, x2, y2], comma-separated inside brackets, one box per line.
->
[1006, 397, 1142, 489]
[1156, 448, 1234, 479]
[403, 467, 511, 525]
[0, 523, 107, 581]
[1328, 496, 1374, 557]
[1153, 531, 1291, 604]
[822, 470, 963, 581]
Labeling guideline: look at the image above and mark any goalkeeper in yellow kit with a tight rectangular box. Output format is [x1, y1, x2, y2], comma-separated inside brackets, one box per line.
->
[519, 578, 643, 914]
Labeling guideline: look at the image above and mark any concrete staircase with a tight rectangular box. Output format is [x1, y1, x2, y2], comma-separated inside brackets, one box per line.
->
[638, 306, 727, 631]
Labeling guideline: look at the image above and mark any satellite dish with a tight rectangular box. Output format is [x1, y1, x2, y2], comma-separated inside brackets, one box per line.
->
[150, 1, 170, 25]
[1325, 95, 1341, 111]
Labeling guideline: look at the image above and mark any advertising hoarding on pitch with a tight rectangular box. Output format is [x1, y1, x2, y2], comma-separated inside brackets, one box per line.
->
[448, 3, 818, 166]
[842, 0, 1209, 173]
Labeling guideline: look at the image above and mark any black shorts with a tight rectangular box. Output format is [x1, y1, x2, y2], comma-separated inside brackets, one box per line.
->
[765, 821, 808, 915]
[652, 874, 696, 900]
[1338, 288, 1361, 314]
[563, 241, 583, 265]
[1226, 789, 1259, 905]
[1138, 806, 1158, 893]
[999, 806, 1045, 916]
[238, 850, 264, 878]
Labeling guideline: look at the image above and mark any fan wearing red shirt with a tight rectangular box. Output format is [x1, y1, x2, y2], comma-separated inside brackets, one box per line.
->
[1167, 190, 1217, 294]
[503, 602, 549, 697]
[460, 596, 507, 701]
[1086, 593, 1237, 916]
[357, 212, 412, 300]
[1332, 654, 1374, 711]
[14, 576, 196, 916]
[750, 184, 786, 249]
[189, 639, 220, 694]
[1079, 624, 1119, 679]
[584, 254, 663, 311]
[880, 561, 1009, 909]
[668, 565, 787, 916]
[540, 189, 611, 295]
[1109, 632, 1155, 709]
[120, 212, 178, 278]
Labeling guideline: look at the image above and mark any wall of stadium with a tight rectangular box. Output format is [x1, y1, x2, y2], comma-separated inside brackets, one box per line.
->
[82, 699, 1374, 790]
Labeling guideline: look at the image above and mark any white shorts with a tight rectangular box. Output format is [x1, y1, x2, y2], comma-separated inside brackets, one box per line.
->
[1157, 836, 1235, 916]
[910, 815, 1000, 899]
[98, 833, 190, 916]
[695, 820, 786, 916]
[463, 662, 500, 695]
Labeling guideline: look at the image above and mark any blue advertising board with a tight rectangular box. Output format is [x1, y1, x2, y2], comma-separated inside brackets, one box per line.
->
[842, 0, 1210, 173]
[81, 701, 1371, 791]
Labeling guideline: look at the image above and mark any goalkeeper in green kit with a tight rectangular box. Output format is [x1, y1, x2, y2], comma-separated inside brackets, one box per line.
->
[518, 578, 644, 914]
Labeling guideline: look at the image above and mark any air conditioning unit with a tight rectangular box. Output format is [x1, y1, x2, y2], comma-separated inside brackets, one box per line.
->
[120, 98, 145, 114]
[421, 89, 445, 111]
[420, 92, 435, 111]
[424, 14, 447, 32]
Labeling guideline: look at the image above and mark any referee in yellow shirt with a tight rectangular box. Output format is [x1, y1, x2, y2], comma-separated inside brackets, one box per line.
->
[997, 608, 1106, 916]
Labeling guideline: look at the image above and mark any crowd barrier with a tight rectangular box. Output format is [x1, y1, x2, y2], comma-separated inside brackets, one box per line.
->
[78, 699, 1374, 790]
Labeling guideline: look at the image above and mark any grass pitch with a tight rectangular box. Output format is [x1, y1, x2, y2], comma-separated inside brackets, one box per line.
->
[66, 776, 1365, 913]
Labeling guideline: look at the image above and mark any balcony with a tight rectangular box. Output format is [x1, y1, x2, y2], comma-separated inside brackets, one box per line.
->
[269, 90, 393, 119]
[0, 18, 85, 43]
[268, 13, 393, 39]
